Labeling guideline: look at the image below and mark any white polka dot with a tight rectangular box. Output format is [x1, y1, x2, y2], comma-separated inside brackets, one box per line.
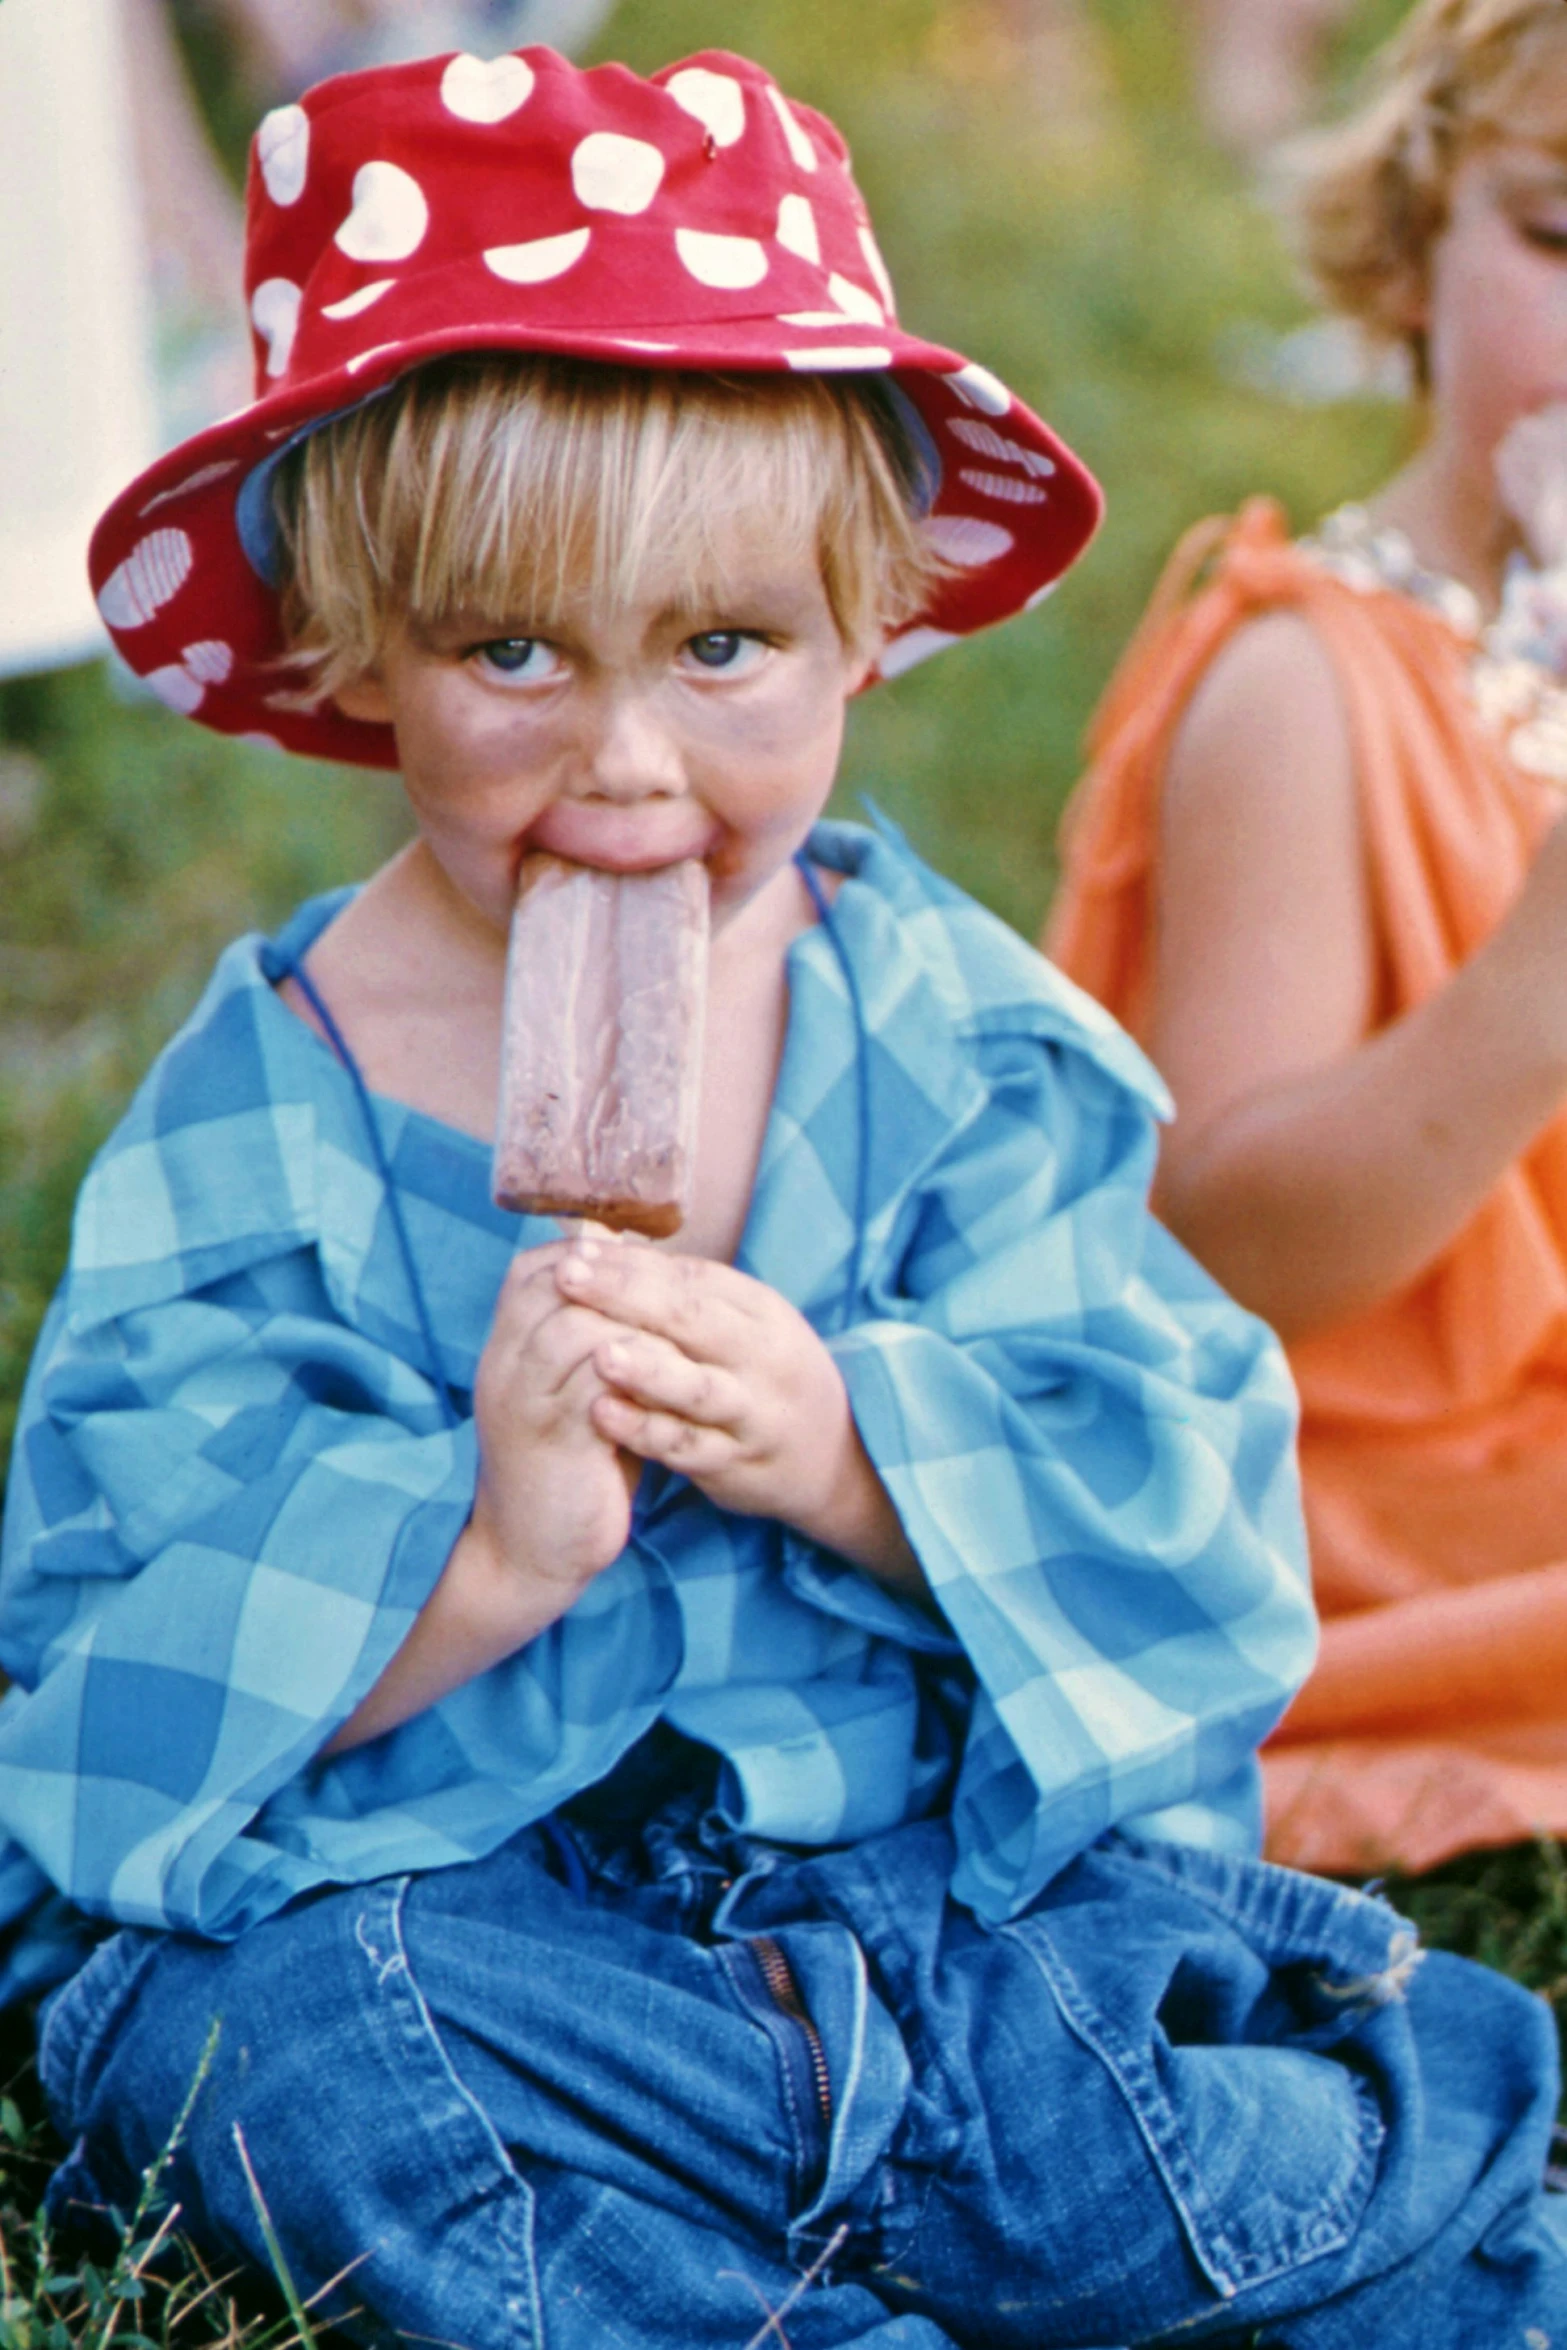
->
[97, 529, 194, 630]
[144, 664, 205, 715]
[250, 278, 302, 377]
[345, 341, 401, 376]
[612, 338, 678, 352]
[947, 362, 1011, 417]
[321, 279, 395, 321]
[180, 640, 234, 686]
[675, 228, 769, 290]
[924, 516, 1014, 567]
[484, 228, 592, 284]
[946, 416, 1055, 476]
[1024, 580, 1060, 611]
[776, 193, 820, 264]
[257, 106, 309, 207]
[959, 467, 1048, 505]
[440, 52, 535, 123]
[784, 345, 893, 370]
[334, 160, 429, 263]
[765, 84, 817, 170]
[879, 627, 959, 677]
[139, 461, 239, 516]
[859, 228, 896, 315]
[666, 65, 746, 148]
[571, 131, 665, 215]
[825, 272, 883, 325]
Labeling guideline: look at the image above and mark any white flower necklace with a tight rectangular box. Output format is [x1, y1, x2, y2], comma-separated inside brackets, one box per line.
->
[1302, 503, 1567, 790]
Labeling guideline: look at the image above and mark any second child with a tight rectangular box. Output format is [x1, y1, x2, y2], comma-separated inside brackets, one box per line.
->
[1051, 0, 1567, 1881]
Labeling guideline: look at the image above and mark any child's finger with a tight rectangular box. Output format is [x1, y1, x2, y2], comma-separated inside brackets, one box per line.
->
[492, 1243, 579, 1342]
[557, 1235, 753, 1361]
[589, 1390, 734, 1477]
[594, 1330, 743, 1430]
[485, 1278, 629, 1400]
[525, 1304, 635, 1400]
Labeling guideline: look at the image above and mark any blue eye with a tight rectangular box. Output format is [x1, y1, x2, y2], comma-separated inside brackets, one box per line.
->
[470, 636, 562, 684]
[686, 631, 749, 669]
[480, 638, 542, 673]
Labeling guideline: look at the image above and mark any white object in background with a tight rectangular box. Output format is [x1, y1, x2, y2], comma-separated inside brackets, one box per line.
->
[0, 0, 158, 677]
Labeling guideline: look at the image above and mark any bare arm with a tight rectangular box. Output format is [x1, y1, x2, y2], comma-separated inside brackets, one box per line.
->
[1152, 610, 1567, 1341]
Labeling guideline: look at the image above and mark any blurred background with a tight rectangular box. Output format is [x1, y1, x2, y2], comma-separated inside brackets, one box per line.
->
[0, 0, 1415, 1465]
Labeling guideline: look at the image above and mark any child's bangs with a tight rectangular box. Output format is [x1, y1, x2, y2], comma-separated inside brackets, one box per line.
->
[406, 366, 891, 634]
[274, 356, 941, 698]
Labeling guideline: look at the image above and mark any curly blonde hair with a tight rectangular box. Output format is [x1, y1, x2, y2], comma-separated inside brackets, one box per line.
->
[1289, 0, 1567, 370]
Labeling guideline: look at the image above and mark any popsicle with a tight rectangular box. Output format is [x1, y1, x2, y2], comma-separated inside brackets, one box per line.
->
[491, 854, 710, 1237]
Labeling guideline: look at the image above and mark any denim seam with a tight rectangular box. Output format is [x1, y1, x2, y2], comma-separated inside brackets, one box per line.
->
[819, 1836, 967, 2279]
[38, 1929, 162, 2141]
[365, 1879, 545, 2350]
[1011, 1920, 1386, 2299]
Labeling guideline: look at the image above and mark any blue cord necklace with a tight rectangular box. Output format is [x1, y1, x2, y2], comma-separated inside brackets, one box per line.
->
[267, 946, 464, 1432]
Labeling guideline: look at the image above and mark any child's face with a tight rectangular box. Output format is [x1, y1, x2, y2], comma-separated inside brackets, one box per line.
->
[1421, 139, 1567, 501]
[337, 523, 872, 935]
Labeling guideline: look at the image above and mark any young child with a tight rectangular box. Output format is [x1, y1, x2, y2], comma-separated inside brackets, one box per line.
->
[1049, 0, 1567, 1885]
[4, 38, 1566, 2350]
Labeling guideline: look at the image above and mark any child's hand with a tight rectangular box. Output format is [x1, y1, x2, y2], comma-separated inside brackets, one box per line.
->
[556, 1233, 922, 1591]
[471, 1239, 640, 1593]
[326, 1238, 644, 1752]
[1496, 402, 1567, 571]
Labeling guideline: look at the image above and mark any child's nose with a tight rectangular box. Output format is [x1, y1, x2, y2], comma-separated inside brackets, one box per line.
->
[580, 690, 685, 802]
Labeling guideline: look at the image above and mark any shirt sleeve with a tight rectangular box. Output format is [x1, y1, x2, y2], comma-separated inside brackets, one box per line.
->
[0, 1252, 488, 1936]
[827, 1020, 1316, 1923]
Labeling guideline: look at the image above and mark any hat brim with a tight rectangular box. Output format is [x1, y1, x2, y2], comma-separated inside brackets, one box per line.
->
[89, 322, 1101, 768]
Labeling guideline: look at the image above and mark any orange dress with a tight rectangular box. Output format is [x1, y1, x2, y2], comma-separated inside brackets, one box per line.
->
[1047, 496, 1567, 1877]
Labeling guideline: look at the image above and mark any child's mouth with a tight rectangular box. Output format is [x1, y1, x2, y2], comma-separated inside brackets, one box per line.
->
[525, 800, 720, 873]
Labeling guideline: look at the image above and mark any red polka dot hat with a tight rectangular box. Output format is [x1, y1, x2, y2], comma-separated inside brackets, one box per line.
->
[89, 45, 1103, 767]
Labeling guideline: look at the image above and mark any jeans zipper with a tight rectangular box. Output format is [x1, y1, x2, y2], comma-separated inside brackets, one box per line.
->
[751, 1934, 835, 2136]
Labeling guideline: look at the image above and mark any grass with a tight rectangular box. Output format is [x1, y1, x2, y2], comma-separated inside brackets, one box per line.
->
[0, 0, 1560, 2327]
[1389, 1838, 1567, 2018]
[0, 2013, 353, 2350]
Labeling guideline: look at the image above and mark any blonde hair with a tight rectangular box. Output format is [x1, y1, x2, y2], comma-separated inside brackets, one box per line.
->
[1289, 0, 1567, 367]
[271, 353, 945, 700]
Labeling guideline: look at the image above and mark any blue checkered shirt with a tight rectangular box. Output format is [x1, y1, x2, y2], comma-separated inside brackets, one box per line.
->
[0, 821, 1313, 1990]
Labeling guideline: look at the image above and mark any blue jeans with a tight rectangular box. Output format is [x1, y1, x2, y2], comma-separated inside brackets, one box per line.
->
[38, 1793, 1567, 2349]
